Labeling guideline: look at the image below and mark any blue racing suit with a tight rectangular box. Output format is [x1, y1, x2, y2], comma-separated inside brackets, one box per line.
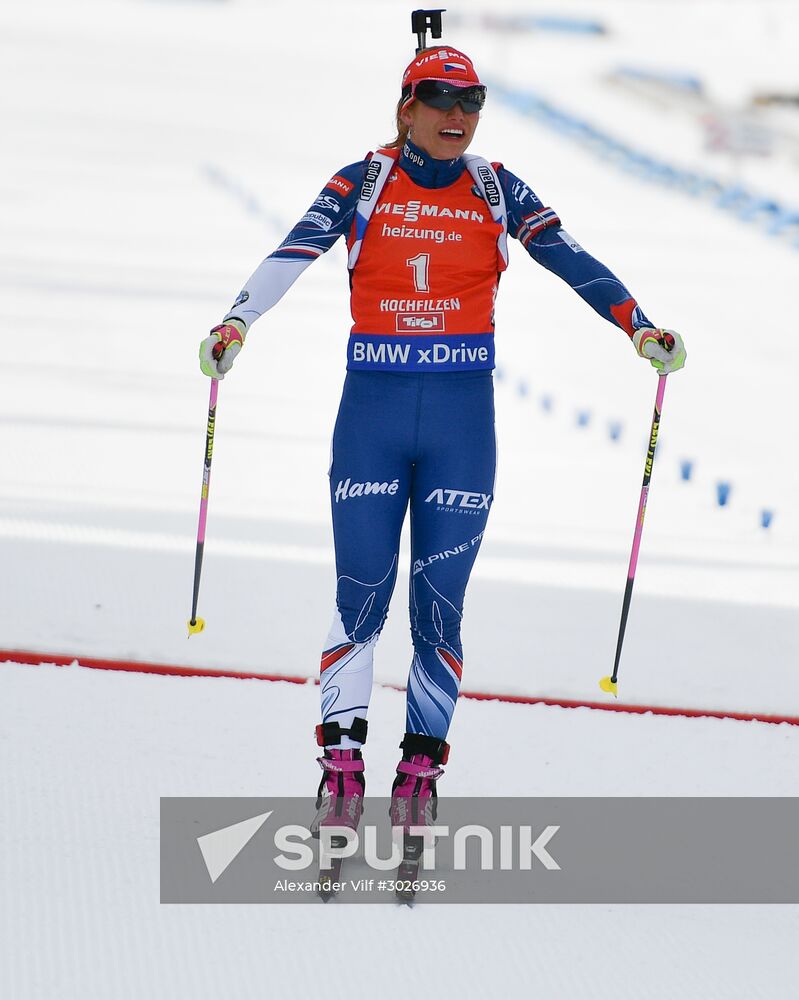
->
[223, 140, 655, 747]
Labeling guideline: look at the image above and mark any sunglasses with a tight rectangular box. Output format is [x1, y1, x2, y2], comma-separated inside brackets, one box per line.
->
[408, 80, 487, 114]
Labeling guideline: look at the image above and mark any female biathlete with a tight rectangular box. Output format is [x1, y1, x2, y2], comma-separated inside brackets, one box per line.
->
[199, 46, 686, 848]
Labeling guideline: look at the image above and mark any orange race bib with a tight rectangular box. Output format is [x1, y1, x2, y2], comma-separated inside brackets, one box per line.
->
[346, 167, 506, 371]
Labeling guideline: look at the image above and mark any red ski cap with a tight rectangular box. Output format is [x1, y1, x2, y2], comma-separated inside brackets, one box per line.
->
[401, 46, 482, 108]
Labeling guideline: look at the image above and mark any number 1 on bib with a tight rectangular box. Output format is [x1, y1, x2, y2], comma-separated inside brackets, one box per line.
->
[406, 253, 430, 293]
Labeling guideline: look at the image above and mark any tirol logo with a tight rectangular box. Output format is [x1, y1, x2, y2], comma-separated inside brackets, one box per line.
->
[232, 290, 249, 308]
[477, 166, 500, 207]
[396, 312, 445, 333]
[426, 488, 492, 513]
[335, 477, 400, 502]
[361, 161, 383, 202]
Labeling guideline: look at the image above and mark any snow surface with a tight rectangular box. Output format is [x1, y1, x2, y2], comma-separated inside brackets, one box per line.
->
[3, 660, 799, 999]
[2, 0, 798, 995]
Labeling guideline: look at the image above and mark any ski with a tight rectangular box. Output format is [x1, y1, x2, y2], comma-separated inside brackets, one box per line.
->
[317, 856, 343, 902]
[395, 833, 424, 904]
[316, 830, 350, 902]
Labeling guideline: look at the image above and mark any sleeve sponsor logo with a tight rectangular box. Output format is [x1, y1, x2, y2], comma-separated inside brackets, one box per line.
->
[300, 211, 333, 231]
[511, 180, 532, 203]
[313, 194, 341, 214]
[556, 229, 584, 252]
[232, 290, 249, 307]
[325, 174, 354, 197]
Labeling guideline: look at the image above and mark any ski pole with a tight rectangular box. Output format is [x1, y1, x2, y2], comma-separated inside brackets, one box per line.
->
[599, 373, 668, 696]
[188, 377, 219, 636]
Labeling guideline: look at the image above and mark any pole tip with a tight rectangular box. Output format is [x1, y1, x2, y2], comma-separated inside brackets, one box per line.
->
[188, 617, 206, 637]
[599, 676, 618, 697]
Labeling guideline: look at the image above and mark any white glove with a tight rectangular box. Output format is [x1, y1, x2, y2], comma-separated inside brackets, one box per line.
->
[199, 319, 246, 379]
[631, 327, 686, 374]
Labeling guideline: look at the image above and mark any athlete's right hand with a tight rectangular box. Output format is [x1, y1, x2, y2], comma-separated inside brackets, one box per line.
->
[631, 327, 686, 374]
[199, 320, 246, 379]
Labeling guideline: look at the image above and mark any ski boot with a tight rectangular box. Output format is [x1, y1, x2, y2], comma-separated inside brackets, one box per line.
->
[311, 718, 367, 901]
[390, 732, 449, 903]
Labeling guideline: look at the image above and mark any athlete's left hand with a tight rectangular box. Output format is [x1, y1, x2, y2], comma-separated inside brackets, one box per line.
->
[199, 320, 246, 379]
[632, 328, 686, 374]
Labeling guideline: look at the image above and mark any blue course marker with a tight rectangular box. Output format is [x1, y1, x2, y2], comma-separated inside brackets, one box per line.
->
[716, 481, 732, 507]
[760, 509, 774, 529]
[680, 459, 694, 481]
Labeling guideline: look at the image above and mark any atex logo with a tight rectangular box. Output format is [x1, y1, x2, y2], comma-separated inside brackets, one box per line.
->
[425, 488, 492, 512]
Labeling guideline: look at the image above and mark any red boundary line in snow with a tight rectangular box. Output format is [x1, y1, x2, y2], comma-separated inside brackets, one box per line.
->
[3, 648, 798, 727]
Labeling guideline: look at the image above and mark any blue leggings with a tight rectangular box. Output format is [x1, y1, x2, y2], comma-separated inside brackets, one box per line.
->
[319, 370, 496, 746]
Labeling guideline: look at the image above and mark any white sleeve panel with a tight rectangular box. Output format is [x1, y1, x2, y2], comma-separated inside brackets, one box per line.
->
[222, 256, 316, 328]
